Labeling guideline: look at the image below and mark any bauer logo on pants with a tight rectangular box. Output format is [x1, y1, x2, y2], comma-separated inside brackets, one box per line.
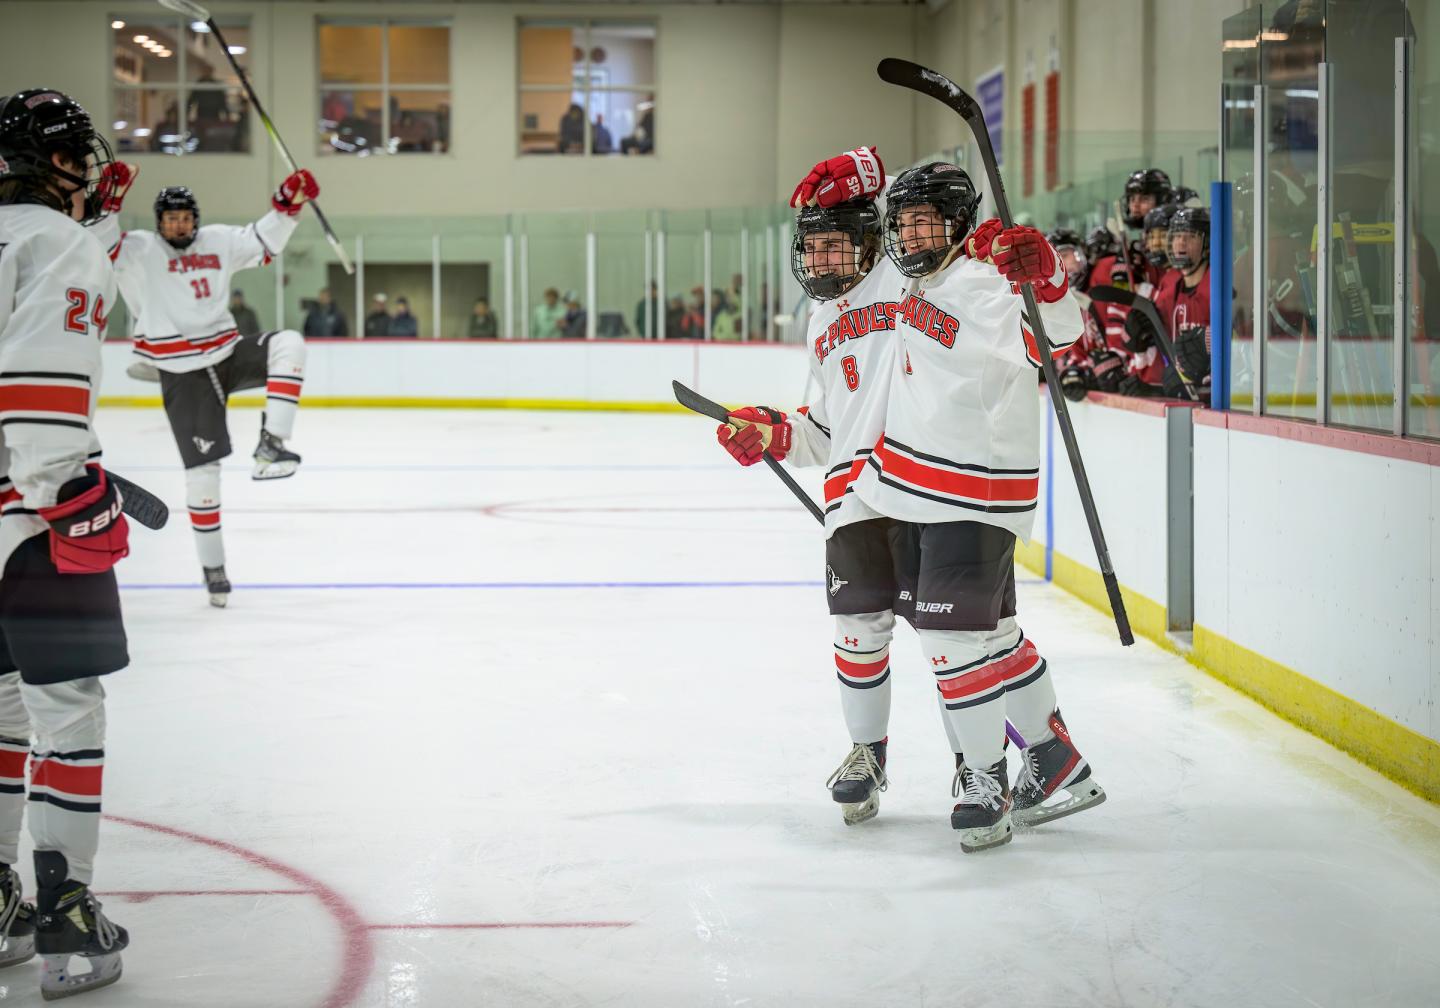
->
[827, 565, 848, 597]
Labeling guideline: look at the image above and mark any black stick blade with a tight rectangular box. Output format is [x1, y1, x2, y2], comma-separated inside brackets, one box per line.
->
[876, 58, 980, 120]
[108, 471, 169, 530]
[671, 380, 731, 424]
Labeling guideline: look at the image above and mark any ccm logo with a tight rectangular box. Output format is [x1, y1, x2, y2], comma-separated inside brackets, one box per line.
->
[65, 499, 122, 537]
[915, 602, 954, 614]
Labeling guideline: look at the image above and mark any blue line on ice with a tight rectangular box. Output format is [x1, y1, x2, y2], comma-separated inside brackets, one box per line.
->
[120, 579, 1047, 591]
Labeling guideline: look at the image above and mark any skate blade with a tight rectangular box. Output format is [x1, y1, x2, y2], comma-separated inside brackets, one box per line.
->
[208, 592, 229, 608]
[1013, 780, 1106, 828]
[839, 793, 879, 826]
[0, 932, 35, 969]
[251, 459, 299, 480]
[40, 950, 122, 1001]
[953, 815, 1013, 853]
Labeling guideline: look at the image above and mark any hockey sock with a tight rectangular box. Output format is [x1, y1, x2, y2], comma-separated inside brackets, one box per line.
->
[991, 617, 1058, 747]
[0, 675, 30, 867]
[921, 628, 1011, 771]
[22, 678, 106, 885]
[186, 462, 224, 569]
[833, 611, 894, 744]
[262, 329, 306, 439]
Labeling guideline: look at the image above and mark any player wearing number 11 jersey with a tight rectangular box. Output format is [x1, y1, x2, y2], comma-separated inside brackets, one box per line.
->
[87, 165, 319, 606]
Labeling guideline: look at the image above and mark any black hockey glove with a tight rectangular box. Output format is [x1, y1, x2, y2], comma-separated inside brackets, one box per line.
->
[1059, 365, 1091, 403]
[1122, 308, 1157, 354]
[1117, 374, 1162, 398]
[1088, 349, 1125, 393]
[1174, 325, 1212, 384]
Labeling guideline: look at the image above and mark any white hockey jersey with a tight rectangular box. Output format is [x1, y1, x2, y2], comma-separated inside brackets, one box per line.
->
[785, 256, 908, 537]
[0, 204, 114, 570]
[90, 209, 296, 373]
[852, 250, 1084, 541]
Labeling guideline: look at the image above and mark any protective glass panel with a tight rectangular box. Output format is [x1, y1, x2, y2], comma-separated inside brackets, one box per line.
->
[185, 19, 250, 82]
[708, 209, 745, 342]
[388, 91, 450, 154]
[1321, 0, 1407, 429]
[590, 210, 648, 339]
[662, 210, 707, 340]
[1408, 0, 1440, 437]
[319, 89, 384, 155]
[595, 91, 654, 156]
[388, 25, 450, 85]
[111, 89, 185, 154]
[588, 23, 655, 89]
[319, 24, 382, 84]
[519, 91, 582, 154]
[112, 23, 180, 85]
[1221, 6, 1263, 401]
[437, 218, 507, 339]
[518, 24, 584, 86]
[522, 215, 586, 339]
[1259, 2, 1324, 420]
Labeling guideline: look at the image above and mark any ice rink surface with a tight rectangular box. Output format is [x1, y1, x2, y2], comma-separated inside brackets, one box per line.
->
[22, 407, 1437, 1008]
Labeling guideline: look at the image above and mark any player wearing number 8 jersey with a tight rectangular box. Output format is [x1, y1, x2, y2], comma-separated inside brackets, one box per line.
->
[87, 163, 319, 606]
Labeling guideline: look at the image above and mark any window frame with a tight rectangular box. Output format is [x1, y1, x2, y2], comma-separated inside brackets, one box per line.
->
[109, 10, 252, 156]
[516, 17, 657, 158]
[315, 16, 454, 157]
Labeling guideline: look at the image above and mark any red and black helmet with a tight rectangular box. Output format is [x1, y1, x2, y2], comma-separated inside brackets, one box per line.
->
[0, 88, 115, 224]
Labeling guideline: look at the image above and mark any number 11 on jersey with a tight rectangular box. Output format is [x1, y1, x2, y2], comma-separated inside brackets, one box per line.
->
[190, 277, 211, 299]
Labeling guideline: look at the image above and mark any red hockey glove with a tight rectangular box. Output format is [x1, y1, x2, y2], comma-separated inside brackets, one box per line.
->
[95, 162, 138, 214]
[992, 226, 1067, 303]
[789, 147, 885, 209]
[716, 407, 791, 467]
[273, 169, 320, 216]
[965, 218, 1004, 263]
[37, 465, 130, 575]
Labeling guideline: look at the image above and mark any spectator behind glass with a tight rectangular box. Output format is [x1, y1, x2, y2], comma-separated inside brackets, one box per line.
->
[711, 288, 742, 342]
[530, 287, 566, 339]
[592, 114, 613, 155]
[229, 288, 260, 338]
[390, 296, 419, 338]
[635, 281, 658, 338]
[664, 295, 685, 340]
[303, 287, 348, 338]
[679, 288, 706, 339]
[467, 297, 498, 339]
[621, 97, 654, 155]
[558, 104, 585, 155]
[561, 291, 587, 338]
[364, 293, 391, 338]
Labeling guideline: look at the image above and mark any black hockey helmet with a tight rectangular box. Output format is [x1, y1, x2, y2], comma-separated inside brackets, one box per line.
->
[1141, 203, 1179, 267]
[1167, 206, 1210, 270]
[882, 162, 982, 278]
[1083, 226, 1119, 264]
[1046, 227, 1089, 288]
[154, 185, 200, 250]
[1122, 168, 1174, 227]
[791, 198, 882, 301]
[0, 88, 115, 224]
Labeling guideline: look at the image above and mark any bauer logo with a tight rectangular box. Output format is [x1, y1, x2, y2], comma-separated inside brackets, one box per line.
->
[915, 602, 955, 614]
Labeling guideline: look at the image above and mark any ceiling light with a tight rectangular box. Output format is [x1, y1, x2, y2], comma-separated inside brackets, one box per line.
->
[227, 45, 246, 55]
[156, 50, 171, 58]
[191, 21, 210, 33]
[133, 34, 149, 43]
[111, 20, 125, 30]
[133, 128, 152, 138]
[113, 120, 128, 130]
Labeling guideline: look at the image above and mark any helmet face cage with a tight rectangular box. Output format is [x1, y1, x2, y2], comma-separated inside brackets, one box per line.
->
[155, 186, 201, 250]
[882, 163, 981, 279]
[0, 89, 115, 224]
[790, 201, 881, 301]
[1142, 204, 1178, 267]
[1047, 229, 1088, 288]
[1167, 207, 1210, 271]
[1084, 226, 1118, 264]
[1122, 168, 1174, 227]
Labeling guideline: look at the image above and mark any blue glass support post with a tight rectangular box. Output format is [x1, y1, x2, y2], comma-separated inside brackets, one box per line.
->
[1210, 180, 1233, 410]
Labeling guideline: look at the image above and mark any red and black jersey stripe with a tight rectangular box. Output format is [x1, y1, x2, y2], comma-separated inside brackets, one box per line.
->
[134, 327, 238, 362]
[0, 371, 91, 432]
[867, 437, 1038, 514]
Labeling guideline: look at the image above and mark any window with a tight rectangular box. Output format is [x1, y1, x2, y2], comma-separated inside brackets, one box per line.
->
[317, 20, 451, 155]
[110, 13, 251, 154]
[518, 20, 655, 156]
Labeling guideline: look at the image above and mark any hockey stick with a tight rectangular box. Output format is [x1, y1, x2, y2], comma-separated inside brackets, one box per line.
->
[672, 381, 826, 523]
[157, 0, 355, 275]
[1087, 285, 1202, 402]
[674, 380, 1030, 748]
[108, 471, 170, 530]
[876, 58, 1134, 646]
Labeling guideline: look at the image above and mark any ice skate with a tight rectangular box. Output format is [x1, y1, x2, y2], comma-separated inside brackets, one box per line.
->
[825, 740, 887, 825]
[203, 565, 231, 608]
[1012, 710, 1106, 828]
[252, 425, 300, 480]
[0, 865, 36, 969]
[34, 854, 128, 1001]
[950, 758, 1012, 852]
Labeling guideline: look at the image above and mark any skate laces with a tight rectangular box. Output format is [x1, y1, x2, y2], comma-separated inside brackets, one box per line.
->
[0, 869, 21, 937]
[955, 766, 1004, 810]
[1016, 748, 1041, 796]
[84, 893, 119, 951]
[826, 743, 886, 791]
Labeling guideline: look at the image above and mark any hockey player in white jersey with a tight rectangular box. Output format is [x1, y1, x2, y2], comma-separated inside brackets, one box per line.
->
[88, 164, 318, 606]
[0, 87, 131, 999]
[849, 161, 1106, 851]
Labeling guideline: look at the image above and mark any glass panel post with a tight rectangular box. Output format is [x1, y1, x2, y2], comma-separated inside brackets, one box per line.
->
[355, 234, 365, 340]
[518, 232, 529, 339]
[764, 224, 775, 343]
[503, 232, 515, 340]
[740, 226, 750, 343]
[643, 229, 653, 339]
[1316, 62, 1331, 425]
[1394, 36, 1412, 436]
[585, 230, 597, 340]
[431, 234, 442, 340]
[656, 229, 666, 341]
[1252, 83, 1266, 416]
[702, 224, 712, 341]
